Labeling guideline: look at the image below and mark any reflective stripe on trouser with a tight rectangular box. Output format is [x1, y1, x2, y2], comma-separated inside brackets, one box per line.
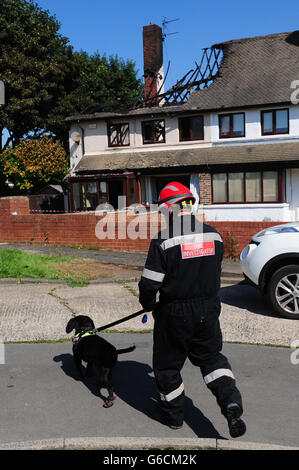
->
[159, 382, 184, 402]
[155, 380, 185, 426]
[204, 368, 235, 385]
[201, 366, 241, 416]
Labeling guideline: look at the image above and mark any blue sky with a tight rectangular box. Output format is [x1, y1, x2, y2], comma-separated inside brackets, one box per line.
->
[35, 0, 299, 89]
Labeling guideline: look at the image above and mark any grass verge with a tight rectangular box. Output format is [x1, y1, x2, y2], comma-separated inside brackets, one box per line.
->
[4, 337, 291, 347]
[0, 249, 91, 285]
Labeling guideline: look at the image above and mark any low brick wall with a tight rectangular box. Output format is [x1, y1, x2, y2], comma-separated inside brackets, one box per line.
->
[0, 197, 286, 256]
[0, 196, 30, 215]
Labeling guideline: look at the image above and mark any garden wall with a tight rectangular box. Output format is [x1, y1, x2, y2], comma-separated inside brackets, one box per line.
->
[0, 197, 286, 257]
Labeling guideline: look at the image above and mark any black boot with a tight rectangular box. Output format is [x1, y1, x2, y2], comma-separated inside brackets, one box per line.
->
[226, 403, 246, 438]
[154, 399, 183, 430]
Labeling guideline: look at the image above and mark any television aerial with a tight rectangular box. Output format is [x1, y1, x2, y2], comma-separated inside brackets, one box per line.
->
[161, 17, 179, 41]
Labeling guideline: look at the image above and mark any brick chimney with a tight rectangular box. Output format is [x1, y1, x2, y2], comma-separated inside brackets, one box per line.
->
[143, 23, 164, 101]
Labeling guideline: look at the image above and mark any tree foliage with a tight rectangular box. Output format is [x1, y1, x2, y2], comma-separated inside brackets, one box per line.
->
[0, 0, 144, 150]
[0, 0, 75, 149]
[0, 136, 68, 192]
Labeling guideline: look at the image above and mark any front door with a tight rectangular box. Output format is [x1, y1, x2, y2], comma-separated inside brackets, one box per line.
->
[108, 180, 125, 209]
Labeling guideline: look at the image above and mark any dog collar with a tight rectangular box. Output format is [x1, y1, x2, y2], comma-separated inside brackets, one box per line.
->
[72, 329, 97, 344]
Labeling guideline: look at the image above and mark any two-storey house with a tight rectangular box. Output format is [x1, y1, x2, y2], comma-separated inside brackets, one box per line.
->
[65, 25, 299, 222]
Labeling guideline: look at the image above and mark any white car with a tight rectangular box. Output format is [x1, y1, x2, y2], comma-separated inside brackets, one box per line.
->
[240, 222, 299, 319]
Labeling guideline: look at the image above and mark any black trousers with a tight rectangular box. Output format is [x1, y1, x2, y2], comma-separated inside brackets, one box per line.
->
[153, 296, 243, 426]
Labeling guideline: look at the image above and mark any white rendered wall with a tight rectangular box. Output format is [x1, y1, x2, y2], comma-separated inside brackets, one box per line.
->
[69, 125, 83, 172]
[70, 114, 213, 170]
[210, 104, 299, 145]
[69, 121, 107, 172]
[204, 203, 291, 222]
[70, 105, 299, 165]
[286, 168, 299, 221]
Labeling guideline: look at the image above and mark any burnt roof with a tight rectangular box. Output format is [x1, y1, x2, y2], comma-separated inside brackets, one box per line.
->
[72, 141, 299, 174]
[66, 30, 299, 123]
[187, 30, 299, 111]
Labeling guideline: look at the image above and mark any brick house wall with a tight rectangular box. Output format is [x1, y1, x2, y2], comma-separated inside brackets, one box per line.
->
[199, 173, 212, 205]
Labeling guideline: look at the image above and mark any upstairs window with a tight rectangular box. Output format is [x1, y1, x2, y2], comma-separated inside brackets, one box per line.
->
[219, 113, 245, 138]
[261, 109, 289, 135]
[108, 123, 130, 147]
[142, 119, 165, 144]
[179, 115, 204, 141]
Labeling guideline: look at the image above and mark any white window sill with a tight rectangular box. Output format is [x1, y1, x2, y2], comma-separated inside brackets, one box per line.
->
[205, 203, 290, 209]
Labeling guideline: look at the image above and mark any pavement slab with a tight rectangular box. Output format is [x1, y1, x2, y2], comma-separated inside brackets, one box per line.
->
[219, 283, 299, 347]
[0, 284, 71, 342]
[0, 281, 298, 345]
[53, 282, 153, 332]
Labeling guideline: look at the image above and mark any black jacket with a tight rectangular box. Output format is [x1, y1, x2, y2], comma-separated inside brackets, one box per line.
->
[138, 214, 224, 311]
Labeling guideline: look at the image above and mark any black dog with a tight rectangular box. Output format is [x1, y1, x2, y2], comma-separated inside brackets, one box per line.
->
[66, 315, 136, 408]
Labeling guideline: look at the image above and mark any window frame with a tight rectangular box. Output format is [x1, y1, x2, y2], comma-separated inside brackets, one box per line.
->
[178, 115, 204, 141]
[107, 122, 130, 147]
[72, 180, 101, 212]
[211, 170, 284, 204]
[141, 119, 166, 144]
[218, 112, 245, 139]
[70, 174, 140, 212]
[261, 108, 289, 136]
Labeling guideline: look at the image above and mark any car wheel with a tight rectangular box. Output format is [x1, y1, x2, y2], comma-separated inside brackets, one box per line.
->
[268, 265, 299, 319]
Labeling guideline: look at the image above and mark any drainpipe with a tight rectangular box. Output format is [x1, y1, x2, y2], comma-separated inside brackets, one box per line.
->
[78, 121, 85, 156]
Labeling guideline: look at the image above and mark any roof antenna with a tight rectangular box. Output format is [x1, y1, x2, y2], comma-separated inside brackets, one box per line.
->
[162, 17, 180, 41]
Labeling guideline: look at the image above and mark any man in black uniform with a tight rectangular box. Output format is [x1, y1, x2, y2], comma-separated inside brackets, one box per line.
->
[138, 182, 246, 438]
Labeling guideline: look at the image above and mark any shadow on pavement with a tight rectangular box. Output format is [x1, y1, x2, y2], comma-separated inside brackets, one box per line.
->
[219, 283, 281, 319]
[53, 354, 223, 439]
[53, 353, 109, 402]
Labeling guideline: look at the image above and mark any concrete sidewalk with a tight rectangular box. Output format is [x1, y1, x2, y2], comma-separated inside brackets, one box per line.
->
[0, 277, 298, 346]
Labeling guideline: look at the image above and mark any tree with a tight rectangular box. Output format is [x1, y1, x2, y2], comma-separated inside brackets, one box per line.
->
[0, 0, 75, 150]
[0, 0, 144, 150]
[0, 136, 68, 192]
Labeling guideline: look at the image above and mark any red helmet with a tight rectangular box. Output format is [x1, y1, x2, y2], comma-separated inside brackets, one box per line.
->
[158, 181, 196, 208]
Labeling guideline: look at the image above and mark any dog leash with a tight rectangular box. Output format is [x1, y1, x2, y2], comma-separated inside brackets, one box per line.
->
[95, 308, 149, 333]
